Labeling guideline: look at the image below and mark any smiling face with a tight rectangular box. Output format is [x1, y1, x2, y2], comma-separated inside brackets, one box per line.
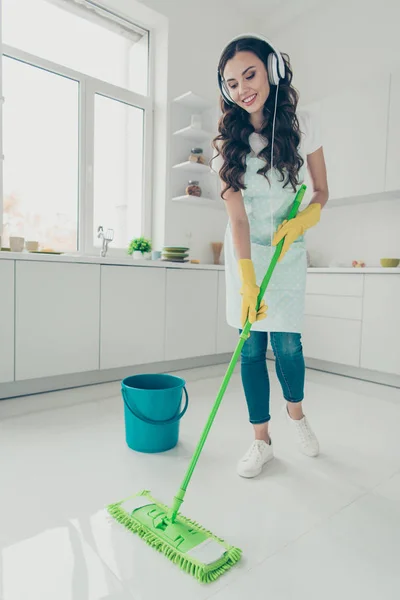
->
[223, 51, 270, 118]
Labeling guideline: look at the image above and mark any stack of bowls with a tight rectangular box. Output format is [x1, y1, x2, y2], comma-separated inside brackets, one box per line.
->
[162, 247, 189, 263]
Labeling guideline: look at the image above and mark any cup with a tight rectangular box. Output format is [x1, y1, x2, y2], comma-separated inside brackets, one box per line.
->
[9, 236, 25, 252]
[152, 250, 161, 260]
[26, 241, 39, 252]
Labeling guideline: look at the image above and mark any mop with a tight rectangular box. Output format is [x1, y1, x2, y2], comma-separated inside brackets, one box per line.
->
[107, 184, 307, 583]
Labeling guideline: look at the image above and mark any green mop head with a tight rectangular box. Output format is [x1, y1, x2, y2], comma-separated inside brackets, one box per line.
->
[107, 490, 242, 584]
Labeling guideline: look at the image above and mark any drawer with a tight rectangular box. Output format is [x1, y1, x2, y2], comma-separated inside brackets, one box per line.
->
[302, 315, 361, 366]
[306, 274, 364, 297]
[305, 294, 363, 320]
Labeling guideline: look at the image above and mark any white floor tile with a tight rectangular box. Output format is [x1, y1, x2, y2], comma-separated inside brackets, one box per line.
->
[374, 470, 400, 503]
[0, 517, 133, 600]
[211, 493, 400, 600]
[1, 365, 399, 600]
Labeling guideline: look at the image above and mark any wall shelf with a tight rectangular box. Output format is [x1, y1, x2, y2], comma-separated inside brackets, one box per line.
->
[172, 195, 224, 210]
[173, 91, 212, 111]
[172, 161, 213, 174]
[173, 125, 213, 141]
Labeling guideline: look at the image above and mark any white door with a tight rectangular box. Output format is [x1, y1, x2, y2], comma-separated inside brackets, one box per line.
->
[100, 265, 166, 369]
[385, 70, 400, 192]
[321, 75, 390, 201]
[15, 261, 100, 380]
[361, 275, 400, 375]
[165, 269, 218, 360]
[0, 260, 15, 383]
[216, 271, 238, 353]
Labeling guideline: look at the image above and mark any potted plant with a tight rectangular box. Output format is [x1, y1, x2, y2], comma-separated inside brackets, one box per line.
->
[128, 237, 152, 260]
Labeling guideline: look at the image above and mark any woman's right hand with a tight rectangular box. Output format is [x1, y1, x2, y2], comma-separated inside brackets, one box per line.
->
[238, 259, 267, 328]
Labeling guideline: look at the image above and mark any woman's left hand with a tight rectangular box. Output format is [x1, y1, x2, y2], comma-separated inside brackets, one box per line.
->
[272, 203, 321, 261]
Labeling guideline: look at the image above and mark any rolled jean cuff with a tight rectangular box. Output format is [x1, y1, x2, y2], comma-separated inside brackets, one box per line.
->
[250, 416, 271, 424]
[284, 394, 304, 403]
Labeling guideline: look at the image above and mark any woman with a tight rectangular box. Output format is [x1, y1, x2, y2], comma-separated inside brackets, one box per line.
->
[213, 34, 329, 478]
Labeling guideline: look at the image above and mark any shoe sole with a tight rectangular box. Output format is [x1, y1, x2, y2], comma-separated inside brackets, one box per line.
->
[237, 454, 274, 478]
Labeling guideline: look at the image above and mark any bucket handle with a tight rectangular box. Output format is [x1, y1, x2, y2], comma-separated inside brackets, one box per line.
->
[121, 386, 189, 426]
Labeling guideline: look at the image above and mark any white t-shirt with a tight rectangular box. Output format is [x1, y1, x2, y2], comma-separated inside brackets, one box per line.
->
[212, 108, 322, 172]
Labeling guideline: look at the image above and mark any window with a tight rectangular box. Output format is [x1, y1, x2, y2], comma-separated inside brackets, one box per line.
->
[93, 93, 144, 248]
[1, 0, 151, 253]
[3, 56, 79, 251]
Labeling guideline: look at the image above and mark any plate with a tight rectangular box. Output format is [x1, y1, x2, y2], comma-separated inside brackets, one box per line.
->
[162, 253, 189, 259]
[161, 257, 189, 263]
[163, 247, 189, 253]
[31, 251, 63, 255]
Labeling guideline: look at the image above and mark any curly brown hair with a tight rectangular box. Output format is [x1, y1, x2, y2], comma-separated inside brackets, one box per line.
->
[212, 37, 304, 197]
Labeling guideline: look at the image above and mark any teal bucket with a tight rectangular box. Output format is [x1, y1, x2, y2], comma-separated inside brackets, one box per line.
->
[121, 374, 189, 453]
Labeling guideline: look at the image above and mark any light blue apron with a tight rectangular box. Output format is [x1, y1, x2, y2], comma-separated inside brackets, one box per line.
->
[224, 155, 307, 333]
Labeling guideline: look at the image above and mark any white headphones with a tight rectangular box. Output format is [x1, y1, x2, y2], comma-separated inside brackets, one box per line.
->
[218, 33, 285, 105]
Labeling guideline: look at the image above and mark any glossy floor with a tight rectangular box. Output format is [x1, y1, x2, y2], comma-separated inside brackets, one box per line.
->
[1, 364, 400, 599]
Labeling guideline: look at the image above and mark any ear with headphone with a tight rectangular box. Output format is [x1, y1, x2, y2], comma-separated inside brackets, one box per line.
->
[217, 33, 285, 105]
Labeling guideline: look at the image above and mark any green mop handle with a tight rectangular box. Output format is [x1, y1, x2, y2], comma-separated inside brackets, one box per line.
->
[168, 184, 307, 522]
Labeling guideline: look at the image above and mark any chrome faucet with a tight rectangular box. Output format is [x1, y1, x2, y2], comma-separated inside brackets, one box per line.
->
[97, 226, 114, 257]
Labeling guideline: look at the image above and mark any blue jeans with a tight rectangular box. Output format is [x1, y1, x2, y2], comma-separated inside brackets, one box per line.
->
[240, 331, 305, 424]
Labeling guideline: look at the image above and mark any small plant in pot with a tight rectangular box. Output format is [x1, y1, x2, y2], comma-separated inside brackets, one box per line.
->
[128, 237, 152, 260]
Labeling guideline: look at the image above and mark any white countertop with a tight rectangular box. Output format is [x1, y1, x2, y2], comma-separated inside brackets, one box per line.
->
[1, 252, 399, 274]
[0, 251, 225, 270]
[307, 267, 400, 274]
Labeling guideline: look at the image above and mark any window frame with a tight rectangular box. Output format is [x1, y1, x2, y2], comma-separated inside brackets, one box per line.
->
[0, 22, 152, 256]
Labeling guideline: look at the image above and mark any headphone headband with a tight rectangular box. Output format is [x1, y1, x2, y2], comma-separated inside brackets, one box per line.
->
[218, 33, 285, 105]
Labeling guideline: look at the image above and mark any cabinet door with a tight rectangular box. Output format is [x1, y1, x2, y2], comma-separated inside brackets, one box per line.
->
[16, 261, 100, 380]
[321, 76, 390, 201]
[100, 266, 166, 369]
[385, 70, 400, 192]
[305, 294, 362, 320]
[216, 271, 238, 353]
[361, 275, 400, 375]
[306, 273, 364, 297]
[165, 269, 218, 360]
[0, 260, 15, 383]
[302, 315, 361, 367]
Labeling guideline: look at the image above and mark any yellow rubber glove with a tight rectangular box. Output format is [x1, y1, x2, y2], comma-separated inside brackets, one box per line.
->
[238, 259, 267, 328]
[272, 203, 321, 261]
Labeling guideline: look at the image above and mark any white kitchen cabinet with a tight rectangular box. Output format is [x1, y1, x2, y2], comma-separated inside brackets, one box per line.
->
[0, 261, 15, 383]
[216, 271, 238, 353]
[15, 261, 100, 380]
[305, 294, 362, 320]
[361, 275, 400, 375]
[385, 70, 400, 192]
[321, 76, 390, 201]
[165, 269, 218, 360]
[100, 266, 166, 369]
[306, 273, 363, 297]
[302, 315, 362, 366]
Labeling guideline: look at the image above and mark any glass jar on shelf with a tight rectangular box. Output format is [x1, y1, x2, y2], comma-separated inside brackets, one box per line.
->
[185, 180, 202, 197]
[188, 147, 205, 164]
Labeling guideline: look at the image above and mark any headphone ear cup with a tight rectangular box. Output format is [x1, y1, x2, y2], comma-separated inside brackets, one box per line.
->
[267, 53, 280, 86]
[218, 71, 234, 104]
[222, 83, 234, 104]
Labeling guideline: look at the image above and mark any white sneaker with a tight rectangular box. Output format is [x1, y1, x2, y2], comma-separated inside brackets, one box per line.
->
[286, 410, 319, 457]
[237, 439, 274, 478]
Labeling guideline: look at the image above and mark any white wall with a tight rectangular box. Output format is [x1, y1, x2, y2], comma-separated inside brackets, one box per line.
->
[306, 198, 400, 267]
[268, 0, 400, 105]
[263, 0, 400, 266]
